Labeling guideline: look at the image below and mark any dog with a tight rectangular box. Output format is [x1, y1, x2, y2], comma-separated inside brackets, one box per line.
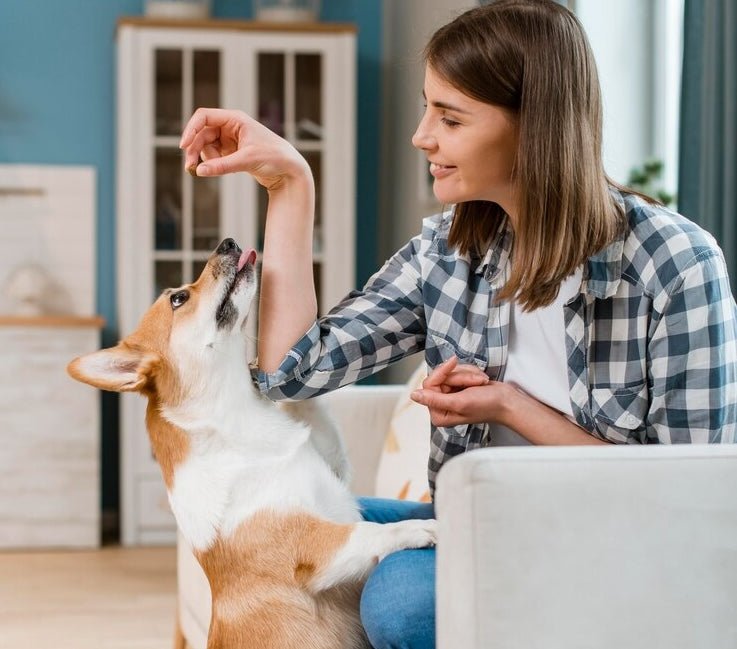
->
[68, 238, 436, 649]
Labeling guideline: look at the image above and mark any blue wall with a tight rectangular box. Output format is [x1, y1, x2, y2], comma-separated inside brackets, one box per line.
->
[0, 0, 382, 516]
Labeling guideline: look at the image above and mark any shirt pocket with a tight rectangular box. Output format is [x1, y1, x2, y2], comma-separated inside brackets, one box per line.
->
[590, 381, 649, 443]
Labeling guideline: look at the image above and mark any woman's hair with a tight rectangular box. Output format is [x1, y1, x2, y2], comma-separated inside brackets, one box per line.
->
[425, 0, 626, 310]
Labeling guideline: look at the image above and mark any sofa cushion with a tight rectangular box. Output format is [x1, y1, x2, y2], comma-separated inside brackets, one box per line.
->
[374, 364, 432, 502]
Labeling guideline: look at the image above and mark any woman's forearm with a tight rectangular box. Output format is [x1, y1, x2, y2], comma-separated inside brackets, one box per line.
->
[258, 174, 318, 373]
[501, 386, 610, 445]
[411, 374, 609, 445]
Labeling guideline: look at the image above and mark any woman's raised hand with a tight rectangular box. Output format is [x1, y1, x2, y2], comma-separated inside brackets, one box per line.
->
[179, 108, 312, 191]
[181, 109, 318, 372]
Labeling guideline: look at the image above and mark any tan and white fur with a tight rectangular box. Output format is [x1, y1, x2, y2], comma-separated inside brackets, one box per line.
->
[68, 239, 435, 649]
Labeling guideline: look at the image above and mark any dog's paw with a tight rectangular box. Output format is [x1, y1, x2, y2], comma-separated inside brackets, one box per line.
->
[392, 518, 438, 549]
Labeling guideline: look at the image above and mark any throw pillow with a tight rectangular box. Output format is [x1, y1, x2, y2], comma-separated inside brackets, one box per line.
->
[374, 364, 432, 502]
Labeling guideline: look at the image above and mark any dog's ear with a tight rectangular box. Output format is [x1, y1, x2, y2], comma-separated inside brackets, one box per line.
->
[67, 344, 160, 393]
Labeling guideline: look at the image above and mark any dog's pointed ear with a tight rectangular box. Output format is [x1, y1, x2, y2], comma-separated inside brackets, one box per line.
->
[67, 344, 160, 393]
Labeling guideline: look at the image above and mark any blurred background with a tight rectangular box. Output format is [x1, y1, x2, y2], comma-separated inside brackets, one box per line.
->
[0, 0, 733, 626]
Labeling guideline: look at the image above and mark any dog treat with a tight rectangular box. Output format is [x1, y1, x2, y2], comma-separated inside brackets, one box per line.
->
[187, 165, 198, 177]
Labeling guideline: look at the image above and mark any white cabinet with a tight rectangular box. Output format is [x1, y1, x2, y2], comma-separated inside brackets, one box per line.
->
[0, 318, 103, 549]
[116, 18, 356, 545]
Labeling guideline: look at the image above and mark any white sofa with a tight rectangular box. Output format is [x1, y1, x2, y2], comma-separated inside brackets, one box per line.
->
[175, 385, 737, 649]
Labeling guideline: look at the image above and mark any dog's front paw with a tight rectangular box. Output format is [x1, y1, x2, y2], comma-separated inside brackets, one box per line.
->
[391, 518, 438, 550]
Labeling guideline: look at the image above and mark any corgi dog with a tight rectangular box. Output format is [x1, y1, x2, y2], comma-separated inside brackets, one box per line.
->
[68, 238, 436, 649]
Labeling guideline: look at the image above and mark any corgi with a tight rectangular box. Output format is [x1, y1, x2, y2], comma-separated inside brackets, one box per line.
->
[68, 238, 436, 649]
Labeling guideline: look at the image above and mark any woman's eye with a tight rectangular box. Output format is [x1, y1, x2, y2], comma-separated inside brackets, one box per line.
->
[441, 117, 460, 128]
[170, 290, 189, 309]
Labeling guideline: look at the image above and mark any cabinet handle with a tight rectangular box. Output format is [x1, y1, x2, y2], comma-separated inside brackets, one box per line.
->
[0, 188, 45, 197]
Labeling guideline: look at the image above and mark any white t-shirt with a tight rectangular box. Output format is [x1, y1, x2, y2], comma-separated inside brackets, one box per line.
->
[489, 267, 583, 446]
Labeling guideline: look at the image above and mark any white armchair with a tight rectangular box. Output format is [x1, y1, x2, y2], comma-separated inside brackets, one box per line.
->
[175, 386, 737, 649]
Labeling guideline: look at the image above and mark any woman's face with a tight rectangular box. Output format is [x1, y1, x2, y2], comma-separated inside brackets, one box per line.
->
[412, 65, 519, 214]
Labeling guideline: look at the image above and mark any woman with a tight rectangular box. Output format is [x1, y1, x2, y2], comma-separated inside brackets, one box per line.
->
[180, 1, 737, 647]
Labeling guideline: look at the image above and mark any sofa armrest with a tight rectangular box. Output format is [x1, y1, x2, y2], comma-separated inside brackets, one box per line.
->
[435, 445, 737, 649]
[319, 384, 404, 496]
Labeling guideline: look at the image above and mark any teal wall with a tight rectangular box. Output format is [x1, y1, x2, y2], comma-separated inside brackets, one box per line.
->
[0, 0, 382, 517]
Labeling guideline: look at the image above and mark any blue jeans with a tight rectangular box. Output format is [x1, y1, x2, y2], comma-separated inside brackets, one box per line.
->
[358, 497, 436, 649]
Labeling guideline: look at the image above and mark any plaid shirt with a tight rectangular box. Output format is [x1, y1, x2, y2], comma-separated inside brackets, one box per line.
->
[258, 189, 737, 493]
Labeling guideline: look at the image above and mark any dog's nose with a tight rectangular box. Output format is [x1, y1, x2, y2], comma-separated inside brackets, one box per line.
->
[216, 238, 242, 255]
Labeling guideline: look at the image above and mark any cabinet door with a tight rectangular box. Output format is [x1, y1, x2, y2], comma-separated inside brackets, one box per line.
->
[152, 43, 229, 294]
[243, 34, 355, 317]
[253, 50, 324, 271]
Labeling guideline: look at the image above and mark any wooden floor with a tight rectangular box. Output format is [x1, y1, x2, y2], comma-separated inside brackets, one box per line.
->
[0, 545, 178, 649]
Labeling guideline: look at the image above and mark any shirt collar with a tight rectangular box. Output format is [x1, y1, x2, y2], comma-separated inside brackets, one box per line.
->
[475, 215, 513, 288]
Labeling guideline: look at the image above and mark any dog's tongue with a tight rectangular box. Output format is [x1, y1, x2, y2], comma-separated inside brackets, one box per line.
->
[237, 248, 257, 271]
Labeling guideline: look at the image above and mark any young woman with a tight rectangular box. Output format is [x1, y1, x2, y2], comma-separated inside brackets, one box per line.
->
[180, 1, 737, 647]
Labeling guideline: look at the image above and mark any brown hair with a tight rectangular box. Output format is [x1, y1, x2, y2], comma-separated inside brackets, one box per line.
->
[425, 0, 626, 310]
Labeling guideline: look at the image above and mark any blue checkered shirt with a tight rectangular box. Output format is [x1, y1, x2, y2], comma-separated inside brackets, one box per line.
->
[258, 190, 737, 493]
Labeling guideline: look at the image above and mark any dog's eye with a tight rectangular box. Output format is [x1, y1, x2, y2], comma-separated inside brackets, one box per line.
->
[170, 290, 189, 310]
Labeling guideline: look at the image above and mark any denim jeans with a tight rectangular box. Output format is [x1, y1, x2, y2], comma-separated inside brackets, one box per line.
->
[358, 497, 436, 649]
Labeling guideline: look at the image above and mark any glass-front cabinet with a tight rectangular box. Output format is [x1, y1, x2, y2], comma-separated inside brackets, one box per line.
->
[117, 18, 356, 545]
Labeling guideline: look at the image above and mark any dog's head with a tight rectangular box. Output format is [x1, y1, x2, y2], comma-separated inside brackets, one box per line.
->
[68, 238, 257, 403]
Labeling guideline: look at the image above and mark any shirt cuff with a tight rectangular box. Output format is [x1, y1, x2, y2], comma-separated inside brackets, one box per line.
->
[254, 320, 322, 393]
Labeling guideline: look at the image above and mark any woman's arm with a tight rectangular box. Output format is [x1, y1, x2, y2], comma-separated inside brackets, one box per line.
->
[179, 108, 317, 371]
[258, 175, 317, 372]
[646, 251, 737, 443]
[256, 234, 429, 399]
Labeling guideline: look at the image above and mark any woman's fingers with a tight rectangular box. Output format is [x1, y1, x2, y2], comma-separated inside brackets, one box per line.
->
[411, 382, 502, 428]
[195, 149, 247, 177]
[179, 107, 239, 147]
[422, 357, 489, 391]
[423, 356, 458, 389]
[409, 388, 463, 426]
[442, 368, 489, 388]
[180, 109, 246, 171]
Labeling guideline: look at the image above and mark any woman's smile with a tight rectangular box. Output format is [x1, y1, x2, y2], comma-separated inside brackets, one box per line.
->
[429, 162, 457, 179]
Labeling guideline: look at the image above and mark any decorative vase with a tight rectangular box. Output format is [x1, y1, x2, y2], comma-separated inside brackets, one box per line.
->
[254, 0, 320, 22]
[145, 0, 212, 19]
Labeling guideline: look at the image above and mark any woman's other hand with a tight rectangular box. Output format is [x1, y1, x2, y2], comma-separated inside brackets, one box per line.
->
[411, 357, 609, 445]
[411, 357, 510, 428]
[421, 356, 489, 394]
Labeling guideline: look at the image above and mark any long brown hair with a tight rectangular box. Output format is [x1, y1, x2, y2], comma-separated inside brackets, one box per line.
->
[425, 0, 625, 310]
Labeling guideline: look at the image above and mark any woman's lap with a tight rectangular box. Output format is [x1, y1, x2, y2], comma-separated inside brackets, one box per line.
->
[357, 497, 436, 649]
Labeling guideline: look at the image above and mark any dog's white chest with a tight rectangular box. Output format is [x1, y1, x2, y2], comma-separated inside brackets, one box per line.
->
[169, 439, 360, 552]
[168, 450, 242, 550]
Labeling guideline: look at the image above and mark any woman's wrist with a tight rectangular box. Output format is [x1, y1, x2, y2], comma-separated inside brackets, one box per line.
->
[494, 382, 526, 428]
[266, 156, 314, 196]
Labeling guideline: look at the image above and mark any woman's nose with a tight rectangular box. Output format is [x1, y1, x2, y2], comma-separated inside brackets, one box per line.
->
[412, 117, 435, 151]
